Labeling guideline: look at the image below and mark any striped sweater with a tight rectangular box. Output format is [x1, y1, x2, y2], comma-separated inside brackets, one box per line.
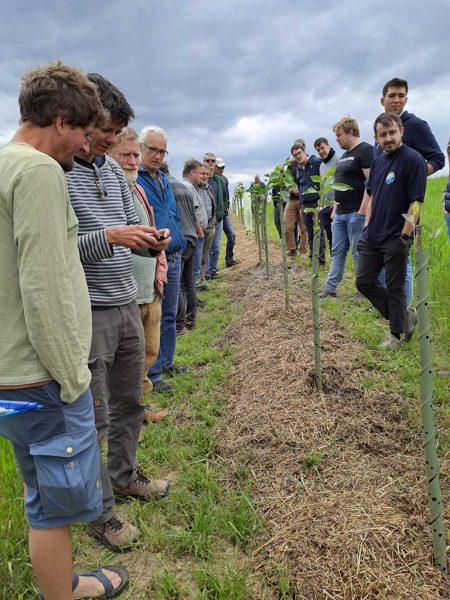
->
[66, 156, 139, 306]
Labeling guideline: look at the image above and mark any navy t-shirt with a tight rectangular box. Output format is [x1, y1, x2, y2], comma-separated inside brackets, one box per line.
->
[334, 142, 373, 214]
[364, 144, 427, 244]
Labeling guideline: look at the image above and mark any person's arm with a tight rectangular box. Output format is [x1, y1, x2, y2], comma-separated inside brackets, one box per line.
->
[412, 120, 445, 175]
[358, 189, 371, 216]
[13, 165, 91, 402]
[364, 194, 372, 228]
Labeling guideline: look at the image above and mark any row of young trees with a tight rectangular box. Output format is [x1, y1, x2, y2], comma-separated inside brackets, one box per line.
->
[232, 167, 447, 574]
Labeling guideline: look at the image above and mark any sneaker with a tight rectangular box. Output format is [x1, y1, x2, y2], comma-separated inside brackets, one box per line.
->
[152, 380, 173, 394]
[164, 363, 192, 376]
[404, 308, 417, 342]
[380, 332, 402, 350]
[112, 468, 170, 500]
[225, 259, 240, 267]
[143, 405, 169, 423]
[87, 516, 139, 552]
[318, 289, 337, 299]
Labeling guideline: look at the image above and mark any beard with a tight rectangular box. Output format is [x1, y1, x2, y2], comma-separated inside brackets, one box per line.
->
[125, 170, 138, 184]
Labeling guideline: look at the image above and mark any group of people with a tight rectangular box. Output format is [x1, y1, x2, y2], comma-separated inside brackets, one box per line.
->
[0, 62, 238, 599]
[271, 77, 446, 349]
[0, 63, 448, 600]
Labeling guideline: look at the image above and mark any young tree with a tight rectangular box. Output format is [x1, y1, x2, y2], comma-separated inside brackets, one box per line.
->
[265, 162, 297, 310]
[305, 167, 351, 391]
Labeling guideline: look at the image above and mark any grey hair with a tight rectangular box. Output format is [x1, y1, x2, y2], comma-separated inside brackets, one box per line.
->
[139, 124, 168, 144]
[112, 126, 139, 146]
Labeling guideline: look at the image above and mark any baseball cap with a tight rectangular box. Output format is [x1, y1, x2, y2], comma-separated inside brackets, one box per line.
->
[216, 158, 225, 167]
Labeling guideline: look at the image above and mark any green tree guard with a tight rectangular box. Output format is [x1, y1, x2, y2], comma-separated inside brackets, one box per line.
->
[415, 242, 448, 573]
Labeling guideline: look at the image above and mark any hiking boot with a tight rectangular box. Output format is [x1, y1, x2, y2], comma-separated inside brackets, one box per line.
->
[318, 289, 337, 299]
[143, 405, 169, 423]
[404, 308, 417, 342]
[87, 516, 139, 552]
[380, 332, 402, 350]
[196, 282, 208, 292]
[112, 468, 170, 500]
[152, 380, 173, 394]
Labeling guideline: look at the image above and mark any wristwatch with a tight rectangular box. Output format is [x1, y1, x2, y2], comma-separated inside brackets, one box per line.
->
[400, 233, 410, 243]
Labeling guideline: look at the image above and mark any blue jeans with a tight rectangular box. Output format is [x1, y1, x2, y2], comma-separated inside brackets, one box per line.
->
[446, 212, 450, 239]
[194, 236, 204, 283]
[149, 252, 181, 382]
[207, 219, 224, 276]
[378, 256, 413, 306]
[324, 212, 365, 293]
[222, 214, 236, 263]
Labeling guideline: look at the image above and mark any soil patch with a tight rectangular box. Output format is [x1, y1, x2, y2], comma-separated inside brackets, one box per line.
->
[217, 222, 449, 599]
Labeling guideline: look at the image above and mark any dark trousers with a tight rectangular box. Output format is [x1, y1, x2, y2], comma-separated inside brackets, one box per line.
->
[273, 200, 286, 238]
[304, 208, 326, 263]
[356, 237, 408, 335]
[89, 301, 145, 522]
[177, 243, 197, 330]
[223, 214, 236, 263]
[319, 205, 333, 254]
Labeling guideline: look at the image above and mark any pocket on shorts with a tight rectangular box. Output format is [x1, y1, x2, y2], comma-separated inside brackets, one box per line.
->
[30, 427, 102, 518]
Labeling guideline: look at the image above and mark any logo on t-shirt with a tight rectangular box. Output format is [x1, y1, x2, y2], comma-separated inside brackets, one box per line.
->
[385, 172, 395, 185]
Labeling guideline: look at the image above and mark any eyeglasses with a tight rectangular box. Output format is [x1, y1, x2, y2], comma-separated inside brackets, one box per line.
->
[82, 128, 94, 142]
[93, 163, 108, 199]
[141, 143, 169, 158]
[204, 159, 216, 164]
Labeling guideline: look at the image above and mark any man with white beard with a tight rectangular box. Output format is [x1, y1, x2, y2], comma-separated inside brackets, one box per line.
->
[108, 127, 170, 426]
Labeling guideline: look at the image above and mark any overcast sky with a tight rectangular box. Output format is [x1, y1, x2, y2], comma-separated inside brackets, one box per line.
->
[1, 0, 449, 185]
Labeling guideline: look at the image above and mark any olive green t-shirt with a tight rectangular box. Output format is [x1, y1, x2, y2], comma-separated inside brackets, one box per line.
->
[0, 143, 92, 403]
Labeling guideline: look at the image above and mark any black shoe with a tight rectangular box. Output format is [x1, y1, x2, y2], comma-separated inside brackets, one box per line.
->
[152, 380, 173, 394]
[164, 364, 192, 376]
[226, 259, 240, 267]
[318, 289, 337, 299]
[197, 299, 206, 308]
[196, 283, 208, 292]
[209, 272, 220, 280]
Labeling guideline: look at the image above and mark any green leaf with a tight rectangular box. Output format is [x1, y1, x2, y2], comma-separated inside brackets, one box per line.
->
[402, 213, 415, 224]
[280, 191, 290, 202]
[310, 175, 321, 182]
[304, 207, 317, 213]
[331, 183, 352, 191]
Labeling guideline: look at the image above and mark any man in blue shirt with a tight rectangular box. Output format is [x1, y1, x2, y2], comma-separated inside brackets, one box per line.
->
[138, 125, 186, 394]
[367, 77, 445, 305]
[356, 112, 427, 350]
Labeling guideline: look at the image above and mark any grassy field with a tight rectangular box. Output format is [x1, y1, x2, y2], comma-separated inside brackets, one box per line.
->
[0, 285, 265, 599]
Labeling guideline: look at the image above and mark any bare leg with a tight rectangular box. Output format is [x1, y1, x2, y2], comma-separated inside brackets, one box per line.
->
[29, 525, 73, 600]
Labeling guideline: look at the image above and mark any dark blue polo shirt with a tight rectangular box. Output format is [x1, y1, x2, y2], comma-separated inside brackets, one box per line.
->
[364, 144, 427, 244]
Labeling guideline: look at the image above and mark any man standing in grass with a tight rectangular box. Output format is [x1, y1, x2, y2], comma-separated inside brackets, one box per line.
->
[356, 112, 427, 349]
[66, 77, 170, 553]
[320, 117, 373, 298]
[369, 77, 445, 305]
[0, 62, 129, 600]
[138, 125, 187, 394]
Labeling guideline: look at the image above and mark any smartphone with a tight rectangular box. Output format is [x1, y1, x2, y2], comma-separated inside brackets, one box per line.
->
[158, 233, 168, 241]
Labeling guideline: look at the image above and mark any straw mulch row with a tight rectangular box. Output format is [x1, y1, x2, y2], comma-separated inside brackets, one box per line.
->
[216, 223, 449, 599]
